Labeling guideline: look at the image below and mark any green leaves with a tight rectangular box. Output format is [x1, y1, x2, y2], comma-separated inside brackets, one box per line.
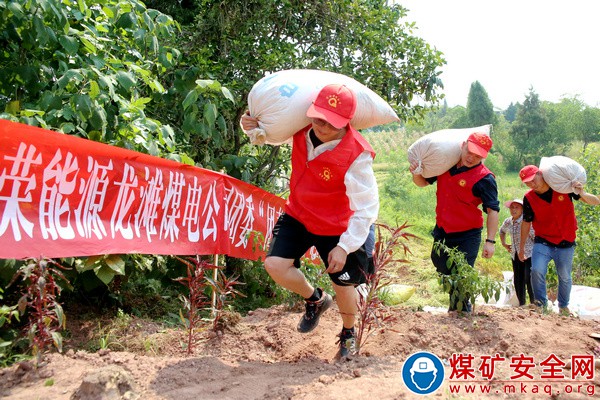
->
[116, 71, 136, 91]
[0, 0, 188, 158]
[58, 35, 79, 55]
[81, 254, 126, 285]
[434, 242, 507, 313]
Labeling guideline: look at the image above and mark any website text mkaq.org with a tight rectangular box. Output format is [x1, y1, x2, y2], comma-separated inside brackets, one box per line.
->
[448, 381, 596, 396]
[446, 352, 596, 397]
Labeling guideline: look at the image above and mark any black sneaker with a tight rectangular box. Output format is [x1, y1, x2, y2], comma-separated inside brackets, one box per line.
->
[336, 328, 356, 360]
[297, 290, 333, 333]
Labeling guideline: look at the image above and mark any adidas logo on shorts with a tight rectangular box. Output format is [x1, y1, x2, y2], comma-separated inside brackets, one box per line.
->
[338, 272, 350, 281]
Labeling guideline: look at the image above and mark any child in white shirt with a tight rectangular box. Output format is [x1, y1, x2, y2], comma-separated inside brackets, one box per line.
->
[499, 198, 535, 306]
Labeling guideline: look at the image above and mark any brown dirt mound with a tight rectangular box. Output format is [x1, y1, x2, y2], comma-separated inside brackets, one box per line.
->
[1, 304, 599, 399]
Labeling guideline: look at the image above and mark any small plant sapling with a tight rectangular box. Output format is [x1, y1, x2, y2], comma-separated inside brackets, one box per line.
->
[355, 222, 417, 353]
[11, 258, 71, 365]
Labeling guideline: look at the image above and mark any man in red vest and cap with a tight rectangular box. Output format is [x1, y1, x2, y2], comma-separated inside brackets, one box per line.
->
[517, 165, 599, 315]
[241, 83, 378, 359]
[410, 132, 499, 313]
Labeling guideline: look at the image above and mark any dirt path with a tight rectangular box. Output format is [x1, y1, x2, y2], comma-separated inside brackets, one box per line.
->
[1, 304, 599, 399]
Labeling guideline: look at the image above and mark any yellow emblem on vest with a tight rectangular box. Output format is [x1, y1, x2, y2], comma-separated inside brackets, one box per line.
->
[320, 167, 332, 181]
[459, 179, 467, 187]
[558, 195, 565, 201]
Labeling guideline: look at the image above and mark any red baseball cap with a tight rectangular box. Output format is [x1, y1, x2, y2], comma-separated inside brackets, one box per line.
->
[466, 132, 493, 158]
[306, 84, 356, 129]
[519, 165, 539, 183]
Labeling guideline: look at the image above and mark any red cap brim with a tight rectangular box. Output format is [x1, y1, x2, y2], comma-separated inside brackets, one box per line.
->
[521, 174, 536, 183]
[467, 141, 489, 158]
[306, 104, 350, 129]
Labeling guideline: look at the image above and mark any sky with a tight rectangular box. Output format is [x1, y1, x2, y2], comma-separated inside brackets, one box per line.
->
[399, 0, 600, 110]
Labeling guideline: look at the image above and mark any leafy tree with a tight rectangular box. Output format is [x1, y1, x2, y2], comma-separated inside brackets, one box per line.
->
[574, 145, 600, 286]
[144, 0, 198, 25]
[449, 106, 469, 129]
[580, 106, 600, 150]
[0, 0, 234, 164]
[504, 102, 519, 123]
[488, 115, 520, 172]
[186, 0, 445, 119]
[543, 97, 583, 155]
[509, 88, 550, 165]
[465, 81, 496, 127]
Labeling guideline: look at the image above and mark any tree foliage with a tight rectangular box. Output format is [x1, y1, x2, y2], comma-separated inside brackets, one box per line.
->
[543, 97, 583, 155]
[0, 0, 233, 165]
[574, 145, 600, 286]
[0, 0, 448, 327]
[185, 0, 445, 123]
[504, 102, 519, 123]
[508, 88, 550, 166]
[465, 81, 496, 127]
[579, 106, 600, 150]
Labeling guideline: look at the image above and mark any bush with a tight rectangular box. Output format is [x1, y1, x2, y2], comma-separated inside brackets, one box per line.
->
[434, 242, 506, 312]
[574, 145, 600, 286]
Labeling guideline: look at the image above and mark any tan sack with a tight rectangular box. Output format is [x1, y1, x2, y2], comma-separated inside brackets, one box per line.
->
[539, 156, 587, 194]
[407, 125, 492, 178]
[244, 69, 399, 145]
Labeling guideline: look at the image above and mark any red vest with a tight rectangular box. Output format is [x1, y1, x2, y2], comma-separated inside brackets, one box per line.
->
[435, 164, 492, 233]
[285, 125, 375, 235]
[525, 189, 577, 244]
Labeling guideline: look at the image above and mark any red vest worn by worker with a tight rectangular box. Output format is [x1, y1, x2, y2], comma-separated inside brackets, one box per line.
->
[435, 164, 492, 233]
[285, 125, 375, 236]
[525, 189, 577, 244]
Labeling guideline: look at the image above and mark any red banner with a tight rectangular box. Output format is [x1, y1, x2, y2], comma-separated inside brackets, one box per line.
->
[0, 120, 290, 261]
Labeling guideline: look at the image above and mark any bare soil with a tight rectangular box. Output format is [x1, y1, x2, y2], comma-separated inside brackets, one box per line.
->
[1, 302, 599, 400]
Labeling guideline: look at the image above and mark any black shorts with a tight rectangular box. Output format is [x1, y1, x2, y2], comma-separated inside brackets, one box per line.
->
[267, 213, 369, 286]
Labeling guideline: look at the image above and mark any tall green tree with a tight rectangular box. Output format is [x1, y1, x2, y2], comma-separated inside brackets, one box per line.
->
[509, 88, 550, 166]
[504, 102, 519, 123]
[465, 81, 495, 127]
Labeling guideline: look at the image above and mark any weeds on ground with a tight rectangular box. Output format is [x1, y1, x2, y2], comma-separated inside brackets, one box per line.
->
[434, 242, 506, 313]
[174, 256, 244, 355]
[0, 286, 20, 365]
[95, 308, 131, 351]
[355, 222, 417, 353]
[10, 258, 71, 366]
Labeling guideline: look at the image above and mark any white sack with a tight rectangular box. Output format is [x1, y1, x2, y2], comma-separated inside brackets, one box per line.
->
[539, 156, 587, 194]
[244, 69, 399, 145]
[407, 125, 492, 178]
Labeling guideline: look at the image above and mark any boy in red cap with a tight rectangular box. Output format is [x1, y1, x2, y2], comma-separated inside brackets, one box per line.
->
[517, 164, 599, 315]
[409, 132, 499, 313]
[241, 84, 378, 359]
